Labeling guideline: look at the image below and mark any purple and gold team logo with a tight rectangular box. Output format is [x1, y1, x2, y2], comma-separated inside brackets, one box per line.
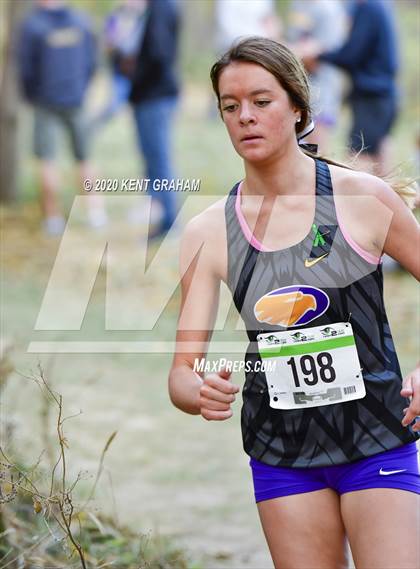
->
[254, 285, 330, 327]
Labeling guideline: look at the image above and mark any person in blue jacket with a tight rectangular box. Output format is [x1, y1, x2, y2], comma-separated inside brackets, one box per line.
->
[300, 0, 399, 176]
[17, 0, 106, 234]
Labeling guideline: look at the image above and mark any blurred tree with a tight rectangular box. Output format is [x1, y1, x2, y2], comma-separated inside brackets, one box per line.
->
[0, 0, 27, 202]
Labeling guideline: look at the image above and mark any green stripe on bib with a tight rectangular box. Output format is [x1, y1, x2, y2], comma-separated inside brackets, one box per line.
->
[260, 335, 355, 358]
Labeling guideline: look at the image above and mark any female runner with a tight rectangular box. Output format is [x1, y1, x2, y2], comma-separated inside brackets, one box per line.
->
[168, 38, 420, 569]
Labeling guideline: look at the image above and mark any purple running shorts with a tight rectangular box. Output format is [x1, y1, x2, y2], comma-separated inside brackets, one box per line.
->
[250, 443, 420, 503]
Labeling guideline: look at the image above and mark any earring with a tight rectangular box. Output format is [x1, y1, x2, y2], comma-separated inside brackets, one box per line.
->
[296, 116, 301, 123]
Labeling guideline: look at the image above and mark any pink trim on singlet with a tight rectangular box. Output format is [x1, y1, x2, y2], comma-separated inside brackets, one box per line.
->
[235, 180, 382, 265]
[334, 204, 382, 266]
[235, 182, 273, 252]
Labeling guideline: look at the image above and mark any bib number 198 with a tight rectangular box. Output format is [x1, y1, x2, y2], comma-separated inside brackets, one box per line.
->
[286, 352, 336, 387]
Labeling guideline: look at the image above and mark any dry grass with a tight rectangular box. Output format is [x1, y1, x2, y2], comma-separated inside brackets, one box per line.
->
[0, 361, 197, 569]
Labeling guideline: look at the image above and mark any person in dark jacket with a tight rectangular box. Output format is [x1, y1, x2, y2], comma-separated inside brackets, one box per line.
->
[17, 0, 106, 234]
[300, 0, 399, 176]
[129, 0, 180, 239]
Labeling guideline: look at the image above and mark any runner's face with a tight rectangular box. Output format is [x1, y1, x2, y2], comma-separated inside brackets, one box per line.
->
[218, 62, 300, 164]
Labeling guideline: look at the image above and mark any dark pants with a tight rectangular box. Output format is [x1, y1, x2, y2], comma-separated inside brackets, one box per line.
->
[349, 92, 398, 155]
[133, 96, 178, 231]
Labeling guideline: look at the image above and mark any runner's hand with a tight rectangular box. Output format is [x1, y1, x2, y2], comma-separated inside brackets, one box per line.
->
[199, 367, 240, 421]
[401, 366, 420, 431]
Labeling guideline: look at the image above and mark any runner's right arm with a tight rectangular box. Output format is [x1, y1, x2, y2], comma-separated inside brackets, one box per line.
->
[168, 213, 239, 419]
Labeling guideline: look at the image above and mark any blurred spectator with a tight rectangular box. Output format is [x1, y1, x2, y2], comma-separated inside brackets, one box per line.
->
[209, 0, 281, 120]
[300, 0, 399, 176]
[17, 0, 106, 235]
[92, 0, 148, 130]
[129, 0, 180, 239]
[288, 0, 347, 153]
[215, 0, 281, 55]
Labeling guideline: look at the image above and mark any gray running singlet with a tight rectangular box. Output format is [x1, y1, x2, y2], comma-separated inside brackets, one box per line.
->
[225, 158, 418, 468]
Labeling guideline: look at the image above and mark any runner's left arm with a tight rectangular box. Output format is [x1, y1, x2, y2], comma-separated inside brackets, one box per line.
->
[372, 180, 420, 280]
[371, 180, 420, 431]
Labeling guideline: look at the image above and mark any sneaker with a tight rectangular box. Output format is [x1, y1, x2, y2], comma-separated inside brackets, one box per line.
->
[87, 209, 108, 229]
[44, 215, 66, 236]
[128, 200, 163, 226]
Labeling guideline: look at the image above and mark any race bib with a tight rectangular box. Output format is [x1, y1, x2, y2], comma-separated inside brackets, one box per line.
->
[257, 322, 365, 410]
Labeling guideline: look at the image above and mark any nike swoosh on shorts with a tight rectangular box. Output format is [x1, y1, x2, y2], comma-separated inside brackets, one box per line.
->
[379, 468, 407, 476]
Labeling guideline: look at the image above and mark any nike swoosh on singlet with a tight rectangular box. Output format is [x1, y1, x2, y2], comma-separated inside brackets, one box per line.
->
[304, 253, 329, 268]
[379, 468, 407, 476]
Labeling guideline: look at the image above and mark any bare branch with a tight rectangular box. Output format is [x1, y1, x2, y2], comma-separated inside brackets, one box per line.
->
[82, 431, 118, 509]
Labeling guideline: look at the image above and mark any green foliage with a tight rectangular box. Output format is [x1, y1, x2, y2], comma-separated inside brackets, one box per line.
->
[275, 0, 291, 19]
[71, 0, 116, 21]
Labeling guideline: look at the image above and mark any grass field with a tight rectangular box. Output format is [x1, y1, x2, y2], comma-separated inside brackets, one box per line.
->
[1, 2, 419, 567]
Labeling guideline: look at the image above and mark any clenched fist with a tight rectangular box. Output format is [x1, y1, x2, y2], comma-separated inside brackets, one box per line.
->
[199, 368, 240, 421]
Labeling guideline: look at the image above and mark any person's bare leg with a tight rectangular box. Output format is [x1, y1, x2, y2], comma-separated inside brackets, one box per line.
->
[257, 489, 348, 569]
[78, 160, 107, 227]
[341, 489, 420, 569]
[38, 160, 66, 234]
[38, 160, 61, 218]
